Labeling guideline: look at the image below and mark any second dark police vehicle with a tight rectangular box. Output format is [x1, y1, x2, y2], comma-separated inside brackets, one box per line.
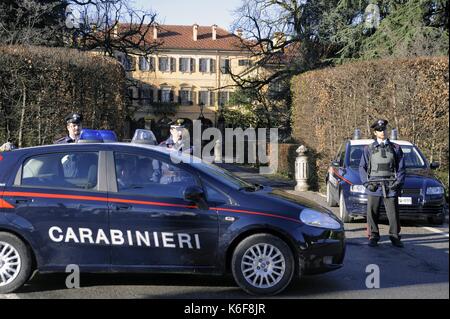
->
[326, 131, 446, 224]
[0, 130, 345, 295]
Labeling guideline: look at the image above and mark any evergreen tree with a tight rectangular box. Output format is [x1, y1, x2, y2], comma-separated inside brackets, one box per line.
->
[320, 0, 449, 62]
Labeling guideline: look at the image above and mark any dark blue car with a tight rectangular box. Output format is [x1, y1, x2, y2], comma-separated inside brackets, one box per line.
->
[326, 138, 446, 224]
[0, 140, 345, 295]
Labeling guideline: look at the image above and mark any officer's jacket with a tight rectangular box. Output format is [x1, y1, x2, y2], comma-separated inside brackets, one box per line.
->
[359, 139, 406, 197]
[54, 136, 76, 144]
[160, 137, 194, 154]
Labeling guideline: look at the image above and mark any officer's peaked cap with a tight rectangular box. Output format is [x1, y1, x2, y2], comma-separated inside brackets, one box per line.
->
[370, 119, 388, 130]
[65, 113, 83, 124]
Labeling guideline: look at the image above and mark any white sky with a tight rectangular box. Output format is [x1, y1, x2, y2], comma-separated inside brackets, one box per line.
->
[131, 0, 243, 30]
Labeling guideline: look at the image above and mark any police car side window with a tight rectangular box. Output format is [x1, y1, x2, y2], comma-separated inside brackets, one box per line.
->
[20, 152, 99, 190]
[114, 153, 199, 199]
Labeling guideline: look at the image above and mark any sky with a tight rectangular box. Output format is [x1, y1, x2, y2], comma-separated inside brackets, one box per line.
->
[132, 0, 243, 30]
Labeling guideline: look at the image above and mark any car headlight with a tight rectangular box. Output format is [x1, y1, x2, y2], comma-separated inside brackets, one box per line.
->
[299, 209, 341, 230]
[426, 186, 444, 195]
[350, 185, 366, 193]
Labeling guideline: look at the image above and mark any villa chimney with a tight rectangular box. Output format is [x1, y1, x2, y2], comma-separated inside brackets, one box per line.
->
[212, 24, 217, 40]
[236, 28, 243, 38]
[153, 24, 158, 39]
[193, 23, 199, 41]
[112, 22, 118, 38]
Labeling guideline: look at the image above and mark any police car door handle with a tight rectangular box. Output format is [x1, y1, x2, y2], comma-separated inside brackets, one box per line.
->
[15, 198, 32, 204]
[114, 204, 132, 210]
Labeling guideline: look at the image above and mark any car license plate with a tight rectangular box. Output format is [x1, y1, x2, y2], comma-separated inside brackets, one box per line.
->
[398, 197, 412, 205]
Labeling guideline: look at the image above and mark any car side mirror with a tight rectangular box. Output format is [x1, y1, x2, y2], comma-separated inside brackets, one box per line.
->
[184, 185, 208, 210]
[430, 162, 440, 170]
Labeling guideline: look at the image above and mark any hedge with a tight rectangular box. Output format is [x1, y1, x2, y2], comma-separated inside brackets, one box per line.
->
[0, 45, 127, 147]
[291, 56, 449, 191]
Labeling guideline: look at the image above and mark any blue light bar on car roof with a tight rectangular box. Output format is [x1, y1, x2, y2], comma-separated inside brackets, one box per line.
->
[98, 130, 118, 142]
[78, 129, 104, 143]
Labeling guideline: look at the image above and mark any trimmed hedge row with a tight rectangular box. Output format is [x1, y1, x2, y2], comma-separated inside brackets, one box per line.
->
[0, 45, 127, 146]
[291, 57, 449, 191]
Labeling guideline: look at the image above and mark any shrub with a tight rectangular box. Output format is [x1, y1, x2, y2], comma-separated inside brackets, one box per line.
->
[0, 45, 127, 146]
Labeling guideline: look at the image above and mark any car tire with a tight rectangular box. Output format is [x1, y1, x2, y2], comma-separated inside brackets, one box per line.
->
[326, 182, 338, 207]
[0, 232, 32, 294]
[430, 215, 445, 225]
[339, 191, 352, 223]
[231, 234, 295, 296]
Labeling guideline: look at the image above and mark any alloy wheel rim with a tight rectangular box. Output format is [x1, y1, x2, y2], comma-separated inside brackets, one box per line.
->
[241, 243, 285, 289]
[0, 241, 21, 287]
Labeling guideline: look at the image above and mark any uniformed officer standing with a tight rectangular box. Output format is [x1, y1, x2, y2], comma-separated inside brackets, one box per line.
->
[359, 119, 406, 248]
[54, 113, 83, 144]
[160, 119, 193, 154]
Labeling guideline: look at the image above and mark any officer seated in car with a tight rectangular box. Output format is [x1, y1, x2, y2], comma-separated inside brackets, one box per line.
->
[136, 158, 158, 184]
[116, 159, 137, 190]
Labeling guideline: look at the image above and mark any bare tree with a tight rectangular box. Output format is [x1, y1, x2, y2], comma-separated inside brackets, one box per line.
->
[0, 0, 66, 46]
[67, 0, 160, 58]
[229, 0, 336, 91]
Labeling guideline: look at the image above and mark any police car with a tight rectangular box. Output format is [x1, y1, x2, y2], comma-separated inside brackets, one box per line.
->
[0, 130, 345, 295]
[326, 130, 446, 224]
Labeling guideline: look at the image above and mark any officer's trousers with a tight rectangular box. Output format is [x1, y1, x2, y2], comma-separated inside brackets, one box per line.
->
[367, 195, 401, 240]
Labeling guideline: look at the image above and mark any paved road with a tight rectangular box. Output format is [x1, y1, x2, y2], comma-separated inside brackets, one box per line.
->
[2, 165, 448, 299]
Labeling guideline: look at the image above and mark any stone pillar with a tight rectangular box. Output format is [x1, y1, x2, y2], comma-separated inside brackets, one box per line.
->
[214, 138, 222, 163]
[295, 145, 309, 192]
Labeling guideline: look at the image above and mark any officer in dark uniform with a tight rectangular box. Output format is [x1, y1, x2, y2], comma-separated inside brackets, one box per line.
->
[54, 113, 83, 144]
[359, 119, 406, 248]
[159, 119, 193, 154]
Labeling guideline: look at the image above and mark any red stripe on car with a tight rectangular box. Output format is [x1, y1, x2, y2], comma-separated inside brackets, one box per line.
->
[2, 191, 300, 223]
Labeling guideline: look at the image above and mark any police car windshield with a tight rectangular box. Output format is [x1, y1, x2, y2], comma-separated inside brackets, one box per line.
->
[347, 145, 426, 169]
[191, 161, 255, 190]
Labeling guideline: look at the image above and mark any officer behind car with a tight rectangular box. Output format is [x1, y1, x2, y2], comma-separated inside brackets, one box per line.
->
[159, 119, 193, 154]
[54, 113, 83, 144]
[359, 119, 406, 248]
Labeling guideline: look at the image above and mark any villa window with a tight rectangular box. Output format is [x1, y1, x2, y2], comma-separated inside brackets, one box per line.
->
[199, 58, 216, 73]
[139, 56, 155, 71]
[159, 89, 173, 103]
[218, 91, 230, 106]
[179, 89, 194, 105]
[159, 57, 169, 72]
[199, 91, 209, 106]
[179, 57, 195, 73]
[220, 58, 230, 74]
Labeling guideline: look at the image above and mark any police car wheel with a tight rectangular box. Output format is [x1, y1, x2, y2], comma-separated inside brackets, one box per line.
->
[326, 182, 338, 207]
[0, 232, 32, 294]
[430, 215, 444, 225]
[339, 192, 352, 223]
[231, 234, 295, 296]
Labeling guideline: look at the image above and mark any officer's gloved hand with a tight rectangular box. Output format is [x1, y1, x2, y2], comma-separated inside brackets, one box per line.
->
[389, 181, 402, 191]
[367, 182, 378, 192]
